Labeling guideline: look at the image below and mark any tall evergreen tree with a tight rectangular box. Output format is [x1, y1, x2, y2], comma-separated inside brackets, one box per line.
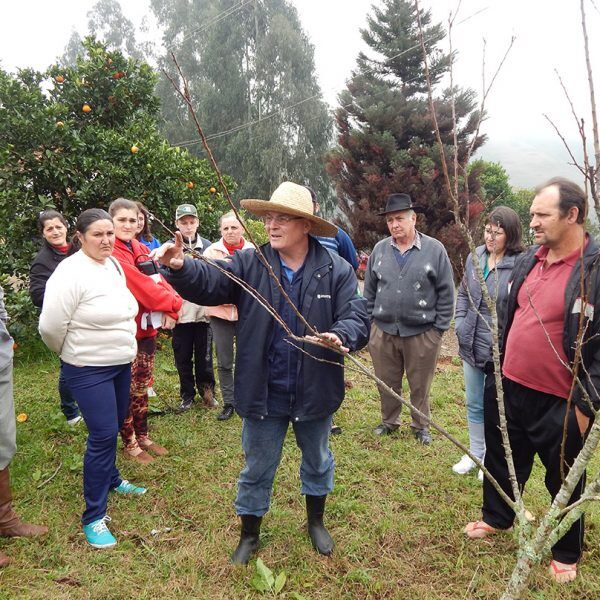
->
[326, 0, 484, 266]
[60, 0, 149, 66]
[151, 0, 332, 204]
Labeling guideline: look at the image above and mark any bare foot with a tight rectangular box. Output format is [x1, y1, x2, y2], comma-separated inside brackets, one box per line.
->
[548, 559, 577, 583]
[464, 520, 499, 539]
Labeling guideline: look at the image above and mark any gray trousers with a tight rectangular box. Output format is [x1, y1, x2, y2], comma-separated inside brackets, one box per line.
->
[0, 362, 16, 469]
[210, 318, 236, 406]
[368, 324, 442, 430]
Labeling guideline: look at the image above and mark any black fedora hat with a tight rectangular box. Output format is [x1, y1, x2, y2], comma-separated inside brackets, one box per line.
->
[378, 193, 424, 216]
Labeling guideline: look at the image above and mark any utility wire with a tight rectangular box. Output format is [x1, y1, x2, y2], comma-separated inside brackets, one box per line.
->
[172, 34, 444, 148]
[173, 7, 491, 151]
[164, 0, 254, 53]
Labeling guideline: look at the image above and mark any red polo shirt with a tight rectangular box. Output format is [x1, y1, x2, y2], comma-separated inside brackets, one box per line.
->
[503, 242, 586, 399]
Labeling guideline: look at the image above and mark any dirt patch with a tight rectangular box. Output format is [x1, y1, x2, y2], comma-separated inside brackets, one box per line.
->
[440, 325, 459, 359]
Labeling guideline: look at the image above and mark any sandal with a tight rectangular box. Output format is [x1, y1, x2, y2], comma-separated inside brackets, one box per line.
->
[464, 520, 506, 539]
[548, 559, 577, 583]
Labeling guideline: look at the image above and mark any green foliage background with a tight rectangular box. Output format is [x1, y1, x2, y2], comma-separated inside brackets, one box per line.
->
[326, 0, 485, 271]
[0, 38, 233, 278]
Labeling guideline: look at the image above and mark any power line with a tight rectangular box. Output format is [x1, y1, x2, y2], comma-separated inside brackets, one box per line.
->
[172, 5, 491, 150]
[164, 0, 254, 53]
[172, 37, 440, 148]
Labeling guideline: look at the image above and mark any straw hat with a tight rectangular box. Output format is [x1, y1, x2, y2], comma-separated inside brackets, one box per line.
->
[241, 182, 338, 237]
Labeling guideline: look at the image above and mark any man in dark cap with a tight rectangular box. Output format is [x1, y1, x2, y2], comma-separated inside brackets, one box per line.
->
[364, 193, 454, 444]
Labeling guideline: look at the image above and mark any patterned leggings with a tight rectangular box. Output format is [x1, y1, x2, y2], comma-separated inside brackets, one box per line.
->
[120, 336, 156, 450]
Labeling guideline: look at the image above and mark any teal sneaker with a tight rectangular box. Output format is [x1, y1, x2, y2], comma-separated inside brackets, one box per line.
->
[112, 479, 147, 495]
[83, 516, 116, 549]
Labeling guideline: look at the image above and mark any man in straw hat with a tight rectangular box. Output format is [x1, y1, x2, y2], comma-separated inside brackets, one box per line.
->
[364, 192, 454, 445]
[154, 182, 369, 564]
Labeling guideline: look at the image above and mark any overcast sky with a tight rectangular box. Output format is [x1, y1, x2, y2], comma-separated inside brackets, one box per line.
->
[2, 0, 599, 184]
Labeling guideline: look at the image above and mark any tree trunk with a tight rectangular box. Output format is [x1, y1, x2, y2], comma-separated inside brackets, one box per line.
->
[502, 553, 535, 600]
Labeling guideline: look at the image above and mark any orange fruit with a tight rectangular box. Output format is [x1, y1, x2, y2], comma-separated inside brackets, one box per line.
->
[131, 145, 139, 154]
[55, 75, 65, 84]
[209, 186, 217, 194]
[12, 342, 18, 350]
[16, 413, 28, 423]
[82, 104, 92, 113]
[187, 181, 194, 189]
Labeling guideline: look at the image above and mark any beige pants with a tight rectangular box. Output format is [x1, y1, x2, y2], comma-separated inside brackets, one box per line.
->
[368, 324, 442, 430]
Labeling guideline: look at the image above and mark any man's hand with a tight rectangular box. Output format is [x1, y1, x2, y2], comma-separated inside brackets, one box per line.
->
[574, 405, 591, 436]
[151, 232, 185, 270]
[161, 314, 177, 330]
[305, 331, 349, 354]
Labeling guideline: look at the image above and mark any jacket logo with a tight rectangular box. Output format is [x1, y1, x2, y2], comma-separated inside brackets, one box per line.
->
[317, 294, 331, 299]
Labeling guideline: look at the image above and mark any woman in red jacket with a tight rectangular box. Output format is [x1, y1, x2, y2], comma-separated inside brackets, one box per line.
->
[109, 198, 183, 464]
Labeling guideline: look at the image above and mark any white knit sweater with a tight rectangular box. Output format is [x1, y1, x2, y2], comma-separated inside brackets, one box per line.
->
[39, 250, 138, 366]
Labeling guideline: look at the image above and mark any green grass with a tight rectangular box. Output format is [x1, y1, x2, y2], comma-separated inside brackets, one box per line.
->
[1, 345, 599, 599]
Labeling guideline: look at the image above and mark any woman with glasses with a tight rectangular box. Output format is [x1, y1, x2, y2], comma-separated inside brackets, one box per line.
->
[452, 206, 525, 479]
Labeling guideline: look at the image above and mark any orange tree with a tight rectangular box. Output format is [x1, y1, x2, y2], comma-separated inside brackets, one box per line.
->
[0, 38, 232, 278]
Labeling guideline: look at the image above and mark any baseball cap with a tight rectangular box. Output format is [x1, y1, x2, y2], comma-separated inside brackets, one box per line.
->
[175, 204, 198, 220]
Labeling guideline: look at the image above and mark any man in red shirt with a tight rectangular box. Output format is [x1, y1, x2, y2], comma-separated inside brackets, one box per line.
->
[464, 178, 599, 583]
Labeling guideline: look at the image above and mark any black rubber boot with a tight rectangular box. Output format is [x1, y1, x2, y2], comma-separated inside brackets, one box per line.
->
[230, 515, 262, 565]
[306, 495, 334, 555]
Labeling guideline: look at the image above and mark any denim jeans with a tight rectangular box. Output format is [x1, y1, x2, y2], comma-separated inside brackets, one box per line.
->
[235, 415, 334, 517]
[58, 364, 80, 421]
[463, 361, 485, 424]
[62, 362, 131, 525]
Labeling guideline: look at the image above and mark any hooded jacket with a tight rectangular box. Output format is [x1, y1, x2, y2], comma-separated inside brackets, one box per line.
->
[165, 237, 370, 421]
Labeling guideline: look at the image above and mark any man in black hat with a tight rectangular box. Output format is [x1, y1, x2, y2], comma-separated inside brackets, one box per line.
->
[364, 193, 454, 444]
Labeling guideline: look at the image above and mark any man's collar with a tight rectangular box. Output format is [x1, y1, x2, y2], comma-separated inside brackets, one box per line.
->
[535, 234, 589, 267]
[391, 230, 421, 252]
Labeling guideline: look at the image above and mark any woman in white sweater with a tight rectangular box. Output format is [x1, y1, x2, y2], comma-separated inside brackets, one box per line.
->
[39, 208, 146, 549]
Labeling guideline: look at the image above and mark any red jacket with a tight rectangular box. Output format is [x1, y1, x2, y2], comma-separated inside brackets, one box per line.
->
[112, 238, 182, 339]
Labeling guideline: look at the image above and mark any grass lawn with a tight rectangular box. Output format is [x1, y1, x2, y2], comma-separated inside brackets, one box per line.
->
[1, 341, 599, 599]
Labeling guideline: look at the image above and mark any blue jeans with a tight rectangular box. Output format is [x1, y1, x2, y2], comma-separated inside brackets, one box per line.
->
[61, 362, 131, 525]
[235, 415, 335, 517]
[58, 364, 80, 421]
[463, 361, 485, 424]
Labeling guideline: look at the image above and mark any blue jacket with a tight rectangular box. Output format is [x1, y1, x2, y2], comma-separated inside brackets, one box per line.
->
[314, 228, 359, 270]
[164, 237, 370, 421]
[454, 245, 519, 368]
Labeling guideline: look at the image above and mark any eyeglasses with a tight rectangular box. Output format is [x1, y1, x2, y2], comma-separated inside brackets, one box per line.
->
[484, 227, 505, 237]
[262, 214, 302, 225]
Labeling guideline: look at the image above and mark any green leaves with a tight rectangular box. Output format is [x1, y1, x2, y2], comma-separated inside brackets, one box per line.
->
[250, 558, 287, 595]
[0, 38, 236, 344]
[152, 0, 332, 207]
